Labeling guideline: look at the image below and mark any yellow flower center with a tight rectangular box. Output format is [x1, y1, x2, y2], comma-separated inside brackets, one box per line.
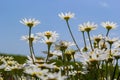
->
[84, 27, 92, 32]
[45, 32, 52, 39]
[64, 16, 70, 21]
[106, 26, 112, 30]
[26, 23, 34, 27]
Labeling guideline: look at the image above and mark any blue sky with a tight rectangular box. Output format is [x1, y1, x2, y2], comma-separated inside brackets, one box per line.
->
[0, 0, 120, 56]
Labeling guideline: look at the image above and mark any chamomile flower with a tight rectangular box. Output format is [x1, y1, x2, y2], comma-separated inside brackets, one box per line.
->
[20, 18, 40, 27]
[55, 41, 75, 51]
[78, 49, 107, 65]
[37, 31, 59, 39]
[114, 40, 120, 49]
[101, 21, 117, 30]
[105, 37, 118, 45]
[43, 50, 62, 57]
[78, 22, 97, 32]
[24, 66, 48, 77]
[21, 34, 39, 43]
[92, 34, 103, 43]
[40, 37, 57, 45]
[58, 12, 75, 21]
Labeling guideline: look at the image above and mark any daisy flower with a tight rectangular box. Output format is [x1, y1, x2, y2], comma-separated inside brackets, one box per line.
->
[20, 18, 40, 27]
[43, 50, 62, 57]
[101, 21, 117, 30]
[21, 34, 39, 43]
[55, 41, 75, 51]
[58, 12, 75, 21]
[77, 49, 107, 65]
[37, 31, 59, 39]
[24, 66, 48, 77]
[105, 37, 118, 45]
[40, 37, 57, 45]
[92, 34, 103, 43]
[78, 22, 97, 32]
[114, 40, 120, 49]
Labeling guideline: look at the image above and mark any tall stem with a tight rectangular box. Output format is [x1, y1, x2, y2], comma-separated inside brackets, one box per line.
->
[102, 29, 110, 50]
[111, 59, 118, 80]
[109, 44, 112, 55]
[87, 31, 93, 51]
[66, 20, 81, 54]
[61, 50, 66, 75]
[28, 27, 35, 63]
[82, 31, 87, 47]
[73, 54, 76, 63]
[106, 61, 108, 80]
[31, 42, 35, 59]
[46, 44, 51, 63]
[106, 29, 110, 37]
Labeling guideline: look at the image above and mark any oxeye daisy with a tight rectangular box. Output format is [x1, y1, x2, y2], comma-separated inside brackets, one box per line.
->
[55, 41, 75, 51]
[40, 37, 56, 46]
[37, 31, 59, 39]
[105, 37, 118, 45]
[21, 34, 39, 43]
[92, 34, 103, 43]
[79, 22, 97, 51]
[58, 12, 75, 21]
[101, 21, 117, 30]
[78, 22, 97, 32]
[20, 18, 40, 27]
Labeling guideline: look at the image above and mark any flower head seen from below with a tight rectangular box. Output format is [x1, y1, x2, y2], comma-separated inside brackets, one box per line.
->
[78, 22, 97, 32]
[55, 41, 75, 51]
[21, 34, 39, 43]
[105, 37, 118, 45]
[58, 12, 75, 21]
[40, 37, 57, 46]
[101, 21, 117, 30]
[37, 31, 59, 39]
[92, 34, 103, 43]
[20, 18, 40, 27]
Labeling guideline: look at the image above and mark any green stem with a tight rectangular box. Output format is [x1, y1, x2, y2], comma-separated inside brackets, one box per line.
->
[82, 31, 87, 47]
[101, 61, 105, 79]
[66, 20, 81, 54]
[111, 59, 118, 80]
[31, 42, 36, 60]
[28, 27, 35, 63]
[106, 61, 108, 80]
[109, 62, 113, 80]
[109, 44, 112, 55]
[87, 31, 93, 51]
[102, 29, 110, 50]
[73, 54, 76, 63]
[46, 44, 51, 63]
[106, 29, 110, 37]
[61, 50, 66, 75]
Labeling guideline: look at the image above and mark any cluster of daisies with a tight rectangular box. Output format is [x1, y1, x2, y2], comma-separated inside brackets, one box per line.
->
[0, 12, 120, 80]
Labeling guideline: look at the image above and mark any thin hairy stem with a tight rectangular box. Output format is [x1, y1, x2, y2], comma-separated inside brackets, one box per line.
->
[111, 59, 118, 80]
[66, 20, 81, 54]
[82, 31, 87, 47]
[106, 29, 110, 37]
[87, 31, 93, 51]
[46, 44, 51, 63]
[28, 27, 35, 63]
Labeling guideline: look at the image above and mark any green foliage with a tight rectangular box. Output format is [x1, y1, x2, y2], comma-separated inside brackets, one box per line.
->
[0, 53, 27, 64]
